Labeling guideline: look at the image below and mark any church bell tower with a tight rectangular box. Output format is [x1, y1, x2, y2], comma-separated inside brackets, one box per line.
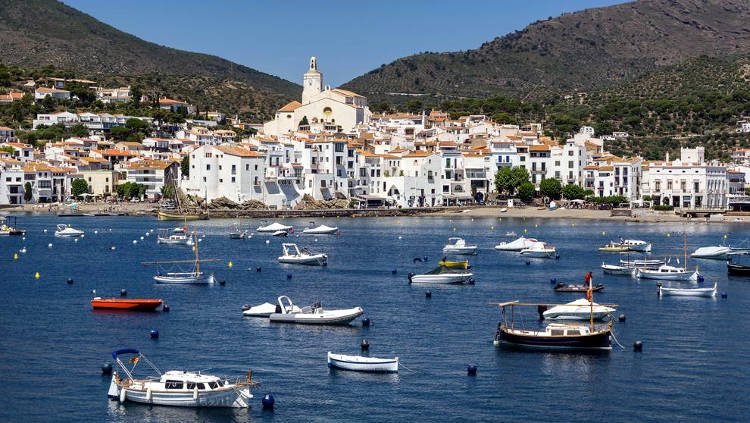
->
[302, 56, 322, 104]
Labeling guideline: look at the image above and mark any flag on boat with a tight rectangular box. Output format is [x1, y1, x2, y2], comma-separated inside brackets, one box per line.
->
[129, 357, 139, 364]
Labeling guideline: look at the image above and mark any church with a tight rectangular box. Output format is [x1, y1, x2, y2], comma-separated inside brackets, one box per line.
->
[263, 57, 371, 136]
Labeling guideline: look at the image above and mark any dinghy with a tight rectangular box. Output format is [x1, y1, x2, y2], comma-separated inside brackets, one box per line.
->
[598, 241, 629, 252]
[278, 243, 327, 265]
[542, 298, 616, 320]
[495, 236, 538, 251]
[257, 222, 292, 233]
[107, 349, 255, 408]
[408, 266, 474, 285]
[327, 352, 398, 373]
[268, 296, 363, 325]
[657, 282, 717, 297]
[442, 237, 478, 255]
[91, 298, 163, 311]
[554, 282, 604, 292]
[302, 224, 338, 235]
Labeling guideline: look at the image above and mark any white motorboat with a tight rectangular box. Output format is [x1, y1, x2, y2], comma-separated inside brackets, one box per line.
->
[495, 236, 539, 251]
[157, 228, 190, 245]
[634, 264, 699, 281]
[54, 224, 84, 237]
[229, 222, 247, 239]
[107, 349, 254, 408]
[690, 246, 732, 260]
[271, 230, 288, 237]
[302, 224, 338, 235]
[408, 266, 474, 285]
[442, 237, 478, 255]
[268, 296, 363, 325]
[145, 232, 219, 284]
[242, 302, 301, 317]
[327, 352, 398, 373]
[621, 239, 652, 252]
[658, 282, 717, 297]
[601, 263, 631, 275]
[278, 243, 327, 265]
[542, 298, 616, 321]
[520, 242, 556, 258]
[257, 222, 292, 233]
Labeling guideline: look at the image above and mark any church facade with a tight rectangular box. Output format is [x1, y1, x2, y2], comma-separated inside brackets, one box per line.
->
[263, 57, 371, 136]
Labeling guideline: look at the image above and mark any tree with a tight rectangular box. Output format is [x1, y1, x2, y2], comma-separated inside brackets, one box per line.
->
[109, 126, 130, 140]
[160, 185, 175, 199]
[562, 183, 585, 200]
[539, 178, 562, 200]
[181, 155, 189, 177]
[71, 178, 89, 197]
[23, 182, 32, 202]
[130, 86, 142, 108]
[518, 182, 535, 202]
[494, 167, 513, 194]
[125, 118, 149, 132]
[510, 167, 530, 192]
[299, 116, 309, 127]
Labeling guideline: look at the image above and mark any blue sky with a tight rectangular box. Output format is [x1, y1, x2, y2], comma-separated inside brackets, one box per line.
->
[62, 0, 625, 87]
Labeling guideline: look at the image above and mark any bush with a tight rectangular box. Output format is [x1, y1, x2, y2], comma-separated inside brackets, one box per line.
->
[562, 184, 586, 200]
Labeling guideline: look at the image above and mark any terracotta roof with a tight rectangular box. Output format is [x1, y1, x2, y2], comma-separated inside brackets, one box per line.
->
[403, 150, 431, 158]
[529, 145, 550, 152]
[278, 101, 302, 112]
[159, 98, 187, 104]
[123, 160, 172, 170]
[36, 87, 69, 93]
[216, 145, 263, 157]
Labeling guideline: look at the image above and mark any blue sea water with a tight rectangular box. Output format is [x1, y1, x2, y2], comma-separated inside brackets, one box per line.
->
[0, 215, 749, 422]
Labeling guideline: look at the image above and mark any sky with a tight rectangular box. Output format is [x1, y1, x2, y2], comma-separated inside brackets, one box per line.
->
[62, 0, 625, 87]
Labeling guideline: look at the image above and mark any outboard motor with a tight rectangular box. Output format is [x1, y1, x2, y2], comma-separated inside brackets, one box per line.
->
[407, 272, 415, 284]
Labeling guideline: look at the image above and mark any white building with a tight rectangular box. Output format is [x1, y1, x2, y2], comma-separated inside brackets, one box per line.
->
[118, 160, 179, 199]
[182, 144, 267, 204]
[35, 87, 70, 101]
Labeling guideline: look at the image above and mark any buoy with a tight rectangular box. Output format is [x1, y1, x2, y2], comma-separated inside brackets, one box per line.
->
[490, 226, 494, 230]
[535, 224, 538, 228]
[228, 261, 233, 268]
[362, 318, 371, 327]
[286, 273, 292, 279]
[94, 230, 98, 234]
[398, 236, 402, 240]
[314, 238, 318, 242]
[391, 269, 397, 275]
[602, 231, 606, 236]
[721, 292, 727, 299]
[219, 279, 226, 286]
[467, 365, 478, 376]
[423, 256, 428, 262]
[119, 387, 127, 403]
[19, 248, 25, 253]
[102, 363, 113, 374]
[262, 394, 275, 410]
[120, 289, 127, 296]
[550, 278, 557, 284]
[13, 253, 18, 260]
[74, 238, 78, 243]
[666, 233, 671, 237]
[110, 246, 116, 251]
[43, 229, 48, 233]
[360, 339, 370, 350]
[453, 227, 456, 231]
[425, 290, 432, 298]
[47, 243, 52, 248]
[163, 304, 170, 312]
[265, 240, 270, 244]
[697, 275, 704, 283]
[523, 228, 527, 234]
[132, 240, 137, 244]
[34, 272, 40, 279]
[67, 278, 73, 285]
[633, 340, 643, 352]
[525, 260, 531, 265]
[256, 267, 262, 272]
[150, 329, 159, 339]
[618, 314, 626, 322]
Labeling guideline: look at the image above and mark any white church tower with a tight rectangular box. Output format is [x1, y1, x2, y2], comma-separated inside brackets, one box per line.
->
[302, 56, 322, 105]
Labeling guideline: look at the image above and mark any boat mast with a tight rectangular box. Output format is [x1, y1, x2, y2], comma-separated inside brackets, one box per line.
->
[194, 229, 199, 275]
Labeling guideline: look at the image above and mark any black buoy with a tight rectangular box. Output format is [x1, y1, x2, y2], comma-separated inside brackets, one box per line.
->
[101, 363, 113, 375]
[162, 304, 170, 312]
[120, 289, 127, 296]
[150, 329, 159, 339]
[362, 318, 371, 327]
[721, 292, 727, 299]
[360, 339, 370, 350]
[555, 254, 560, 260]
[407, 272, 415, 284]
[219, 279, 226, 286]
[67, 278, 74, 285]
[525, 260, 531, 265]
[697, 275, 705, 283]
[425, 290, 432, 298]
[256, 267, 262, 272]
[550, 278, 556, 284]
[467, 365, 477, 376]
[633, 340, 643, 352]
[261, 393, 275, 410]
[286, 273, 292, 279]
[618, 314, 626, 322]
[423, 256, 428, 262]
[391, 269, 397, 275]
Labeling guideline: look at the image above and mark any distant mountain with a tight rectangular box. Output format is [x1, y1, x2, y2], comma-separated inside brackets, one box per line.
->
[0, 0, 300, 118]
[343, 0, 750, 102]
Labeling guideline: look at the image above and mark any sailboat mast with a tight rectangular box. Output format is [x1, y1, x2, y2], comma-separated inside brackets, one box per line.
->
[683, 227, 687, 268]
[194, 229, 199, 275]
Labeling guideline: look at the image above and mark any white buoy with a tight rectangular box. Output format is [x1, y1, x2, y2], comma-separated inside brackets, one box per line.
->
[74, 238, 78, 243]
[140, 236, 144, 240]
[94, 230, 98, 234]
[22, 236, 25, 241]
[19, 248, 26, 253]
[47, 243, 52, 248]
[265, 239, 270, 244]
[132, 240, 138, 244]
[398, 236, 403, 240]
[43, 229, 48, 233]
[81, 234, 85, 238]
[110, 246, 116, 251]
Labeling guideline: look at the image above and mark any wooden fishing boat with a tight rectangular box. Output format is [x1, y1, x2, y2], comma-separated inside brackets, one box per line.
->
[157, 210, 208, 221]
[91, 298, 163, 311]
[327, 352, 398, 373]
[0, 216, 25, 236]
[598, 241, 629, 252]
[657, 282, 717, 297]
[554, 282, 604, 293]
[727, 253, 750, 276]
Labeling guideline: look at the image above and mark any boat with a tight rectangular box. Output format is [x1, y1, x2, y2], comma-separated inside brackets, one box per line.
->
[0, 216, 25, 236]
[327, 352, 398, 373]
[107, 349, 255, 407]
[229, 222, 247, 239]
[268, 296, 363, 325]
[554, 282, 604, 292]
[143, 232, 219, 284]
[408, 266, 474, 285]
[442, 237, 478, 255]
[690, 246, 732, 260]
[302, 223, 338, 235]
[542, 298, 616, 320]
[495, 236, 538, 251]
[634, 264, 699, 281]
[157, 210, 208, 221]
[278, 243, 327, 266]
[727, 253, 750, 276]
[490, 301, 613, 351]
[520, 242, 556, 258]
[598, 241, 629, 252]
[54, 224, 84, 237]
[156, 228, 190, 245]
[657, 282, 717, 297]
[271, 230, 288, 237]
[91, 298, 163, 311]
[504, 231, 517, 237]
[601, 263, 631, 275]
[242, 302, 301, 317]
[438, 259, 469, 269]
[619, 258, 664, 268]
[257, 222, 292, 233]
[621, 239, 652, 252]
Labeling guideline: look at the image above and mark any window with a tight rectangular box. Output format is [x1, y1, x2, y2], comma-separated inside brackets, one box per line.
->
[208, 382, 218, 389]
[206, 164, 211, 171]
[197, 383, 205, 390]
[551, 329, 565, 336]
[568, 161, 574, 169]
[254, 164, 258, 171]
[231, 177, 235, 183]
[187, 382, 196, 390]
[555, 161, 560, 166]
[165, 380, 183, 389]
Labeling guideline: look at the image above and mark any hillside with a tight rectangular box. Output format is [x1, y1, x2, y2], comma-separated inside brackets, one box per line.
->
[343, 0, 750, 102]
[0, 0, 300, 119]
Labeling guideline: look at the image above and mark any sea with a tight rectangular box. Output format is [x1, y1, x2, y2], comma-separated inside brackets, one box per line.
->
[1, 214, 748, 422]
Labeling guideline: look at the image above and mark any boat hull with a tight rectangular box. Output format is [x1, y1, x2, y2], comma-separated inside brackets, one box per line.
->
[659, 283, 717, 297]
[601, 265, 631, 275]
[91, 299, 162, 311]
[636, 270, 696, 281]
[157, 211, 208, 221]
[154, 274, 213, 284]
[728, 264, 750, 276]
[327, 353, 398, 373]
[278, 255, 327, 265]
[442, 246, 477, 255]
[520, 250, 555, 258]
[302, 227, 338, 235]
[554, 283, 604, 293]
[409, 273, 473, 285]
[269, 307, 363, 325]
[494, 328, 611, 351]
[109, 380, 250, 408]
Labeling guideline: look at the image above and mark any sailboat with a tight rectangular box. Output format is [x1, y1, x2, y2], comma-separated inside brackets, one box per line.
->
[634, 230, 699, 281]
[157, 180, 208, 221]
[143, 231, 218, 284]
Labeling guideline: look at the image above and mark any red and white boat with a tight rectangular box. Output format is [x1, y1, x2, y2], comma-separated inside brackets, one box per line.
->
[91, 298, 163, 311]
